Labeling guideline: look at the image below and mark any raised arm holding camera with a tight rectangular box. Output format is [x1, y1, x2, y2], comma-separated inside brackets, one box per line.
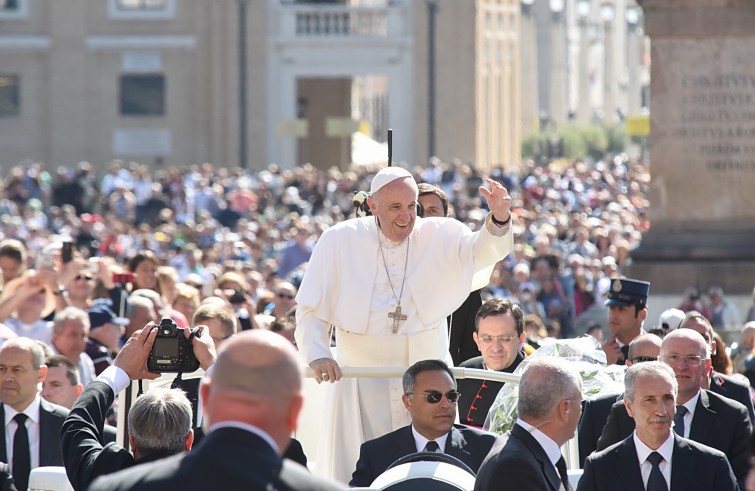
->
[62, 322, 216, 491]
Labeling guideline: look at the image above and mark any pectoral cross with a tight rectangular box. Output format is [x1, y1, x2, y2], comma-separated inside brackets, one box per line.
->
[388, 305, 407, 334]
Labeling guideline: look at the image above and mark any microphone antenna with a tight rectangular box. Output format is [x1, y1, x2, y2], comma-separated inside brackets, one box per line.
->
[387, 129, 393, 167]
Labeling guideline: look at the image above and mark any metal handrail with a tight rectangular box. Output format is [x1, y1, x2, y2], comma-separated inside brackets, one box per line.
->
[302, 366, 521, 384]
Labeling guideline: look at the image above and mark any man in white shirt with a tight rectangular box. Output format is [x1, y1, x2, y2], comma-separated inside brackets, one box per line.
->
[579, 361, 737, 491]
[0, 337, 68, 491]
[296, 167, 514, 482]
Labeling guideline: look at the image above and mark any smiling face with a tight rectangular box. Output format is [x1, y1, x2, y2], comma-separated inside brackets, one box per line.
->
[402, 369, 456, 440]
[368, 177, 419, 243]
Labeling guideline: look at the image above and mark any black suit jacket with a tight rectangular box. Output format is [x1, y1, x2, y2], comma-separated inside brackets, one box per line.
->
[350, 424, 497, 487]
[474, 423, 566, 491]
[596, 389, 751, 487]
[0, 399, 68, 467]
[577, 393, 623, 466]
[448, 289, 483, 365]
[61, 381, 174, 491]
[457, 353, 523, 428]
[192, 425, 308, 467]
[711, 370, 755, 423]
[89, 427, 341, 491]
[578, 433, 737, 491]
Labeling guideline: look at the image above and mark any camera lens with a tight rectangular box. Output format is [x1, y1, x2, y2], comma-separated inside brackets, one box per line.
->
[163, 329, 171, 335]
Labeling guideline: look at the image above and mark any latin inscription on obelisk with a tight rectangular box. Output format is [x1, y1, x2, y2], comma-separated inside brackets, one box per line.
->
[649, 38, 755, 228]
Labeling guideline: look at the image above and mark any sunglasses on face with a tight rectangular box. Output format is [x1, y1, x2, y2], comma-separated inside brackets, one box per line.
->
[75, 275, 93, 281]
[407, 390, 461, 404]
[630, 356, 658, 364]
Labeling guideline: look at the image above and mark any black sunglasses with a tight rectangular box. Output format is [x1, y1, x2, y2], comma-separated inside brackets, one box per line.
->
[631, 356, 657, 364]
[407, 390, 461, 404]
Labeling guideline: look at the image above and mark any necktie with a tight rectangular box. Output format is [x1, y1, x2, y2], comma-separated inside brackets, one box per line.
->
[424, 440, 440, 452]
[12, 413, 30, 491]
[619, 345, 630, 364]
[673, 405, 688, 436]
[556, 456, 571, 491]
[646, 452, 668, 491]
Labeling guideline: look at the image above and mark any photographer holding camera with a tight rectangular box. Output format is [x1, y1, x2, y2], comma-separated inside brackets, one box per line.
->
[62, 322, 216, 491]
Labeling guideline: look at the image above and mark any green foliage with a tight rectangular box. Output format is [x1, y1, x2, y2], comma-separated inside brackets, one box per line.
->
[520, 121, 626, 161]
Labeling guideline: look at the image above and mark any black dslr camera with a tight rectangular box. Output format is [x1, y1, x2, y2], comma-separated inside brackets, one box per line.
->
[147, 318, 200, 373]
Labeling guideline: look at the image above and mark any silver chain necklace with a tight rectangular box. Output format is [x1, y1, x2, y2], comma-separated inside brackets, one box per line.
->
[377, 224, 410, 334]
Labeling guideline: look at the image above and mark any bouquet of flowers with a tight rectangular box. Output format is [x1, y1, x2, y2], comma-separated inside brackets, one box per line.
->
[484, 335, 626, 435]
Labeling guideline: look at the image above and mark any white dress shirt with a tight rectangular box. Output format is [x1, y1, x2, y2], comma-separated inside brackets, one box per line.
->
[4, 395, 42, 472]
[633, 431, 674, 490]
[411, 424, 449, 453]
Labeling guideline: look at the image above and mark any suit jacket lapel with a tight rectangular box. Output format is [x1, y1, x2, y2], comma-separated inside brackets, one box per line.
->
[511, 424, 562, 491]
[445, 426, 470, 462]
[689, 390, 715, 443]
[610, 437, 645, 491]
[397, 426, 418, 456]
[0, 405, 5, 463]
[669, 434, 694, 491]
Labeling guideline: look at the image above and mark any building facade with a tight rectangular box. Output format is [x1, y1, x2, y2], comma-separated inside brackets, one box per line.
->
[0, 0, 521, 173]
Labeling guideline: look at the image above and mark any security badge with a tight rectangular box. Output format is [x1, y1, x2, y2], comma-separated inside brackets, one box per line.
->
[612, 279, 622, 293]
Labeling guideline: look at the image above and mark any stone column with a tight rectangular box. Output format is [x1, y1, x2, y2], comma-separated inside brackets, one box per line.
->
[629, 0, 755, 293]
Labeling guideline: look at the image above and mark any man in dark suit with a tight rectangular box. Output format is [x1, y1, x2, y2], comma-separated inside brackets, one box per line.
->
[679, 310, 755, 422]
[602, 277, 650, 366]
[89, 329, 341, 491]
[350, 359, 497, 487]
[0, 337, 69, 491]
[62, 325, 205, 491]
[578, 361, 737, 491]
[578, 333, 661, 464]
[474, 358, 583, 491]
[595, 329, 751, 488]
[457, 298, 525, 428]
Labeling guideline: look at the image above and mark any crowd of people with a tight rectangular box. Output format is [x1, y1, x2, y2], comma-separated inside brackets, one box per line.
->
[0, 155, 754, 490]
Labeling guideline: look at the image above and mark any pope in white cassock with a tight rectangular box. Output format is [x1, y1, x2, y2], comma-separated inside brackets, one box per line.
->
[295, 167, 514, 483]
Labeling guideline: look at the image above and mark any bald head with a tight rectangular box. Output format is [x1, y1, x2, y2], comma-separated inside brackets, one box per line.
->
[627, 333, 661, 364]
[661, 328, 710, 358]
[212, 329, 301, 398]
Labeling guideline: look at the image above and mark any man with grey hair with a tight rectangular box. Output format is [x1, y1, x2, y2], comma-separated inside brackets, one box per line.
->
[596, 329, 751, 488]
[89, 329, 341, 490]
[474, 358, 583, 491]
[579, 361, 737, 491]
[62, 324, 214, 491]
[0, 336, 69, 491]
[52, 306, 96, 386]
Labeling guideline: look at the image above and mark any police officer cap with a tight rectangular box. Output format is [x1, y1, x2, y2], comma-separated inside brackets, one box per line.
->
[604, 277, 650, 308]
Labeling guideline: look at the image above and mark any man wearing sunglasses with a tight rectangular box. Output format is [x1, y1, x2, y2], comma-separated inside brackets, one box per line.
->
[595, 329, 751, 489]
[349, 360, 497, 487]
